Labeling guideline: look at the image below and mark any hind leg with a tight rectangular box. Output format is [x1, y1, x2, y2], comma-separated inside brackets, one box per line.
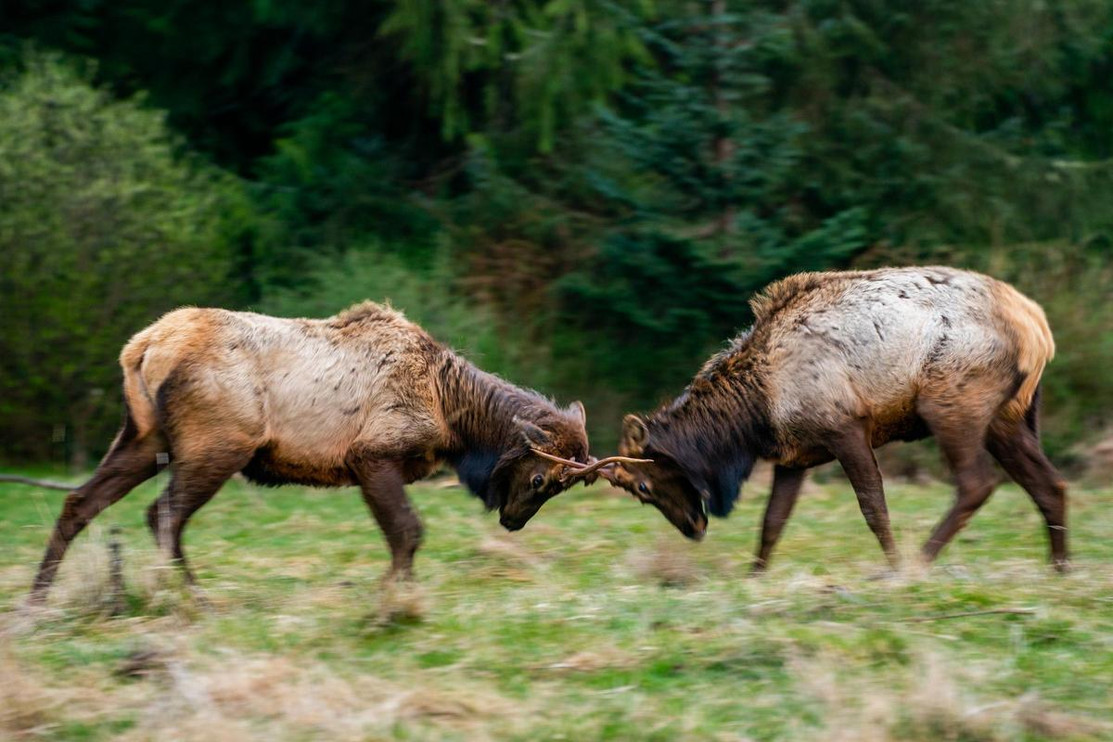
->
[987, 422, 1069, 571]
[915, 375, 1015, 565]
[916, 393, 1001, 564]
[919, 434, 999, 564]
[30, 432, 163, 603]
[146, 444, 255, 584]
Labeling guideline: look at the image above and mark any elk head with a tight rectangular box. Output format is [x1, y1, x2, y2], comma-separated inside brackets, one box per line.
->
[592, 414, 746, 541]
[489, 401, 601, 531]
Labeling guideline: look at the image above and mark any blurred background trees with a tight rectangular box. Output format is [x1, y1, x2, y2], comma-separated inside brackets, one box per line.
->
[1, 1, 1111, 467]
[0, 53, 248, 464]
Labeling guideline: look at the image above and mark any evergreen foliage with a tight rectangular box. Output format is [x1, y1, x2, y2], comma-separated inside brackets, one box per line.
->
[2, 1, 1112, 462]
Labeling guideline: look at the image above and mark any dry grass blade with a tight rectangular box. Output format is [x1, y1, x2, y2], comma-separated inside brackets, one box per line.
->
[0, 643, 53, 737]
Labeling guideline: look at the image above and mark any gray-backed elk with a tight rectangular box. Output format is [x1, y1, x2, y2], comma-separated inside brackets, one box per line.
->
[30, 301, 602, 603]
[604, 267, 1068, 572]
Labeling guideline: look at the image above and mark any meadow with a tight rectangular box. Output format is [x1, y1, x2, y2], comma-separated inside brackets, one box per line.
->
[1, 467, 1111, 741]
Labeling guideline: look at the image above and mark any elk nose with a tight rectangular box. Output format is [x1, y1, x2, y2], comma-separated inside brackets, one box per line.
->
[690, 515, 708, 541]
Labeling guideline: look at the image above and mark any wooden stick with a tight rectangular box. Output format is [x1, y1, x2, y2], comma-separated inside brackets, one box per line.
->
[0, 474, 78, 491]
[898, 608, 1036, 623]
[108, 526, 127, 616]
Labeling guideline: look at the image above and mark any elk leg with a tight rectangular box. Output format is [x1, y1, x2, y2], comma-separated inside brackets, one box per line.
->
[920, 439, 998, 564]
[350, 457, 423, 581]
[750, 466, 807, 573]
[146, 447, 252, 584]
[987, 423, 1069, 571]
[830, 429, 900, 568]
[915, 390, 1001, 564]
[30, 433, 162, 603]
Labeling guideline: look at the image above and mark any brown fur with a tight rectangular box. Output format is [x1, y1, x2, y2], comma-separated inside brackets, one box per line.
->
[611, 267, 1068, 572]
[30, 302, 590, 604]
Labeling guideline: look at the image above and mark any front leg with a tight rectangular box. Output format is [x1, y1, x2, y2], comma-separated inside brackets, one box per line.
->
[349, 453, 424, 581]
[829, 426, 900, 569]
[750, 465, 807, 574]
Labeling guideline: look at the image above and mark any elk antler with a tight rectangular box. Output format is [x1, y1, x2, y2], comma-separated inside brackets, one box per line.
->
[530, 448, 652, 484]
[564, 455, 653, 480]
[530, 449, 590, 470]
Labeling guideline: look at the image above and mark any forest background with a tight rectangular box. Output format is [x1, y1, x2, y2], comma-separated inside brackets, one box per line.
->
[2, 0, 1112, 470]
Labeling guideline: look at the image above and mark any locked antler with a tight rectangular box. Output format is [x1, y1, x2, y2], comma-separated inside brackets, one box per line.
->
[530, 448, 651, 484]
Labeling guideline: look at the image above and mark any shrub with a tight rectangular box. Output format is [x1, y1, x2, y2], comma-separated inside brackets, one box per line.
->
[0, 51, 252, 465]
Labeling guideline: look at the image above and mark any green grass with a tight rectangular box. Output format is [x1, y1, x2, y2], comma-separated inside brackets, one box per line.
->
[1, 469, 1111, 741]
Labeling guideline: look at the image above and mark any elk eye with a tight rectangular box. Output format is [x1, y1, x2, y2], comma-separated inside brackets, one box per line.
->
[637, 481, 650, 495]
[531, 474, 545, 489]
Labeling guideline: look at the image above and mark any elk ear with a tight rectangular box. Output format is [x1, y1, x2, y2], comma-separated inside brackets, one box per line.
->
[567, 401, 586, 427]
[514, 417, 552, 448]
[621, 414, 649, 454]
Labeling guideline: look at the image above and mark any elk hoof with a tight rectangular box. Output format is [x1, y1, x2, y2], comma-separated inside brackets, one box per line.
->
[372, 579, 426, 627]
[14, 599, 51, 627]
[185, 585, 213, 611]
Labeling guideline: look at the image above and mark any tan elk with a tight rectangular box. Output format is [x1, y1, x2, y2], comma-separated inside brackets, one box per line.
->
[602, 267, 1069, 572]
[29, 301, 632, 604]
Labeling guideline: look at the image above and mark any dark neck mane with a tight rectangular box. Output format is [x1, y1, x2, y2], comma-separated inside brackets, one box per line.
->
[435, 352, 566, 506]
[660, 333, 771, 450]
[647, 334, 774, 516]
[437, 353, 556, 454]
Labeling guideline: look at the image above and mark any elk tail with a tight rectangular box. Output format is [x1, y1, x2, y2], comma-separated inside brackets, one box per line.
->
[119, 330, 159, 440]
[991, 281, 1055, 425]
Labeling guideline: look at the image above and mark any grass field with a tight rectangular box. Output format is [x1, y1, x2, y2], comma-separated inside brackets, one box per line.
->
[1, 467, 1111, 741]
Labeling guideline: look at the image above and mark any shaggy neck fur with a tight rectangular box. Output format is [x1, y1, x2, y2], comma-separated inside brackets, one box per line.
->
[435, 352, 568, 507]
[647, 334, 775, 517]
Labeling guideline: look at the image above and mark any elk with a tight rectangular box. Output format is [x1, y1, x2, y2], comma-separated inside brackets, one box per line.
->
[603, 267, 1068, 572]
[28, 301, 623, 604]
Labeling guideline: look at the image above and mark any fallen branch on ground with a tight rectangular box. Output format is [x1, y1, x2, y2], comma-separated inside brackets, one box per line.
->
[0, 474, 77, 491]
[897, 608, 1036, 623]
